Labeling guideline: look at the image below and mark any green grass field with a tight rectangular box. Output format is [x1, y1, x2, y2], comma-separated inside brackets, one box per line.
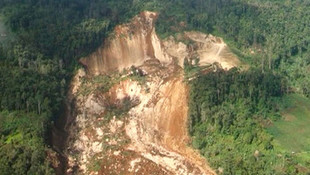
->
[268, 94, 310, 161]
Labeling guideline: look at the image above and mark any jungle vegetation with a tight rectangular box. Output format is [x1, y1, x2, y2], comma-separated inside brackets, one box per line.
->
[0, 0, 309, 174]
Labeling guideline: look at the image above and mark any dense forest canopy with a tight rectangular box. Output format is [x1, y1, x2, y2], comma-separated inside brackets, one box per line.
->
[186, 67, 300, 174]
[0, 0, 309, 174]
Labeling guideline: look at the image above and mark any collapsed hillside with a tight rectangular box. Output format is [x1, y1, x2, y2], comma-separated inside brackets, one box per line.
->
[79, 11, 239, 75]
[51, 11, 239, 175]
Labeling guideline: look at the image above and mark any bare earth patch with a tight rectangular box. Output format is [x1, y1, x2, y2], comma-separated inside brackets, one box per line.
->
[124, 67, 215, 174]
[63, 63, 216, 175]
[57, 11, 243, 175]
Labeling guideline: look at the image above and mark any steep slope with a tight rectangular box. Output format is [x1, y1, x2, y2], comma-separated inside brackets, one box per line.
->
[79, 12, 171, 75]
[124, 64, 214, 174]
[80, 11, 240, 75]
[63, 62, 216, 175]
[52, 11, 240, 175]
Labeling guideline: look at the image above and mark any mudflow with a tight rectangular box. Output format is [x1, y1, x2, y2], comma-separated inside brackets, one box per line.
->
[51, 11, 240, 175]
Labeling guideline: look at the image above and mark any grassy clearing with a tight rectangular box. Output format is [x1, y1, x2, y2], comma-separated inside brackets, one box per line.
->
[268, 94, 310, 155]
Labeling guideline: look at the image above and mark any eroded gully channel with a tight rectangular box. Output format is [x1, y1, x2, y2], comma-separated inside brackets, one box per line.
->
[48, 98, 76, 175]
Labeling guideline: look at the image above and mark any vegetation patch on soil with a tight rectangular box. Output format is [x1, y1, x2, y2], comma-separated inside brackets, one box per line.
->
[268, 94, 310, 162]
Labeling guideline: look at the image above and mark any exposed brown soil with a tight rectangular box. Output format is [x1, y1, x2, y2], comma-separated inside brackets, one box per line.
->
[57, 63, 216, 175]
[49, 11, 243, 175]
[159, 77, 214, 174]
[122, 64, 216, 175]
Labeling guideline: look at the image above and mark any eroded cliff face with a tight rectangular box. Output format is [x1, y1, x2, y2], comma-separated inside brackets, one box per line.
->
[54, 11, 241, 175]
[80, 11, 240, 75]
[80, 11, 171, 75]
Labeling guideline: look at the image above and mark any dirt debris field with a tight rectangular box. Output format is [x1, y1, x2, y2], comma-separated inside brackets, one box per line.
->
[61, 62, 216, 175]
[50, 11, 243, 175]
